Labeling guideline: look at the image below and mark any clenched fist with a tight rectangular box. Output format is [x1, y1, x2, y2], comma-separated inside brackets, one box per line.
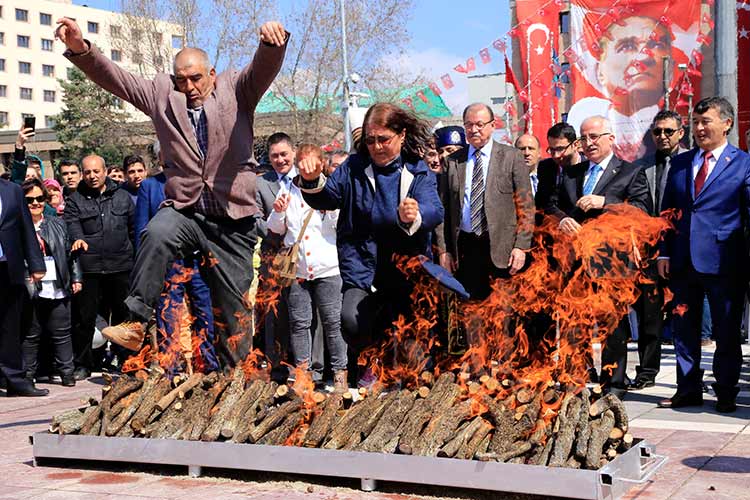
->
[259, 21, 287, 47]
[398, 197, 420, 225]
[297, 156, 324, 182]
[55, 17, 87, 54]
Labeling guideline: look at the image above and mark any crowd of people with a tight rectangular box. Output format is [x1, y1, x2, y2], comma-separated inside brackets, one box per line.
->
[0, 17, 747, 416]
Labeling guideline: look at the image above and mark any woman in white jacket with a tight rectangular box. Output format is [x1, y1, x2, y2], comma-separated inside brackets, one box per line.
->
[267, 144, 348, 392]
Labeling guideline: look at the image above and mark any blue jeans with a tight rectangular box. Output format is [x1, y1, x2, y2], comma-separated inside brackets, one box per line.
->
[157, 259, 218, 373]
[285, 275, 347, 372]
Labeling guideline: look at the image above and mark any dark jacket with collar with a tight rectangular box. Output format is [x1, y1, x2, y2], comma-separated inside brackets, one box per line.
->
[636, 146, 688, 216]
[28, 216, 83, 295]
[255, 170, 287, 256]
[0, 179, 45, 284]
[64, 177, 135, 274]
[550, 155, 651, 223]
[300, 153, 443, 291]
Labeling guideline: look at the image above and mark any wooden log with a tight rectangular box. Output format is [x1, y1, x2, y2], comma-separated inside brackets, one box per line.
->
[80, 406, 103, 436]
[574, 388, 592, 460]
[155, 372, 203, 413]
[220, 379, 266, 440]
[549, 393, 583, 467]
[99, 376, 143, 437]
[233, 381, 278, 443]
[585, 410, 616, 469]
[531, 435, 555, 466]
[590, 384, 603, 400]
[483, 377, 500, 393]
[51, 406, 98, 435]
[342, 391, 353, 409]
[497, 441, 533, 462]
[439, 416, 483, 458]
[398, 373, 459, 455]
[186, 376, 230, 441]
[516, 388, 534, 405]
[589, 393, 628, 431]
[248, 400, 302, 444]
[415, 399, 473, 457]
[609, 427, 625, 441]
[358, 390, 416, 453]
[457, 418, 493, 460]
[302, 393, 343, 448]
[619, 433, 634, 452]
[417, 386, 430, 399]
[201, 367, 246, 441]
[257, 410, 305, 446]
[343, 391, 399, 450]
[323, 386, 384, 450]
[130, 376, 171, 432]
[566, 456, 582, 469]
[420, 371, 434, 387]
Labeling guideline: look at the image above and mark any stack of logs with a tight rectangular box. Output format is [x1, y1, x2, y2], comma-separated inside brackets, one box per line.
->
[50, 368, 633, 470]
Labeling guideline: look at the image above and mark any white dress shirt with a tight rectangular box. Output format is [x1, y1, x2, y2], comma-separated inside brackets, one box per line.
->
[460, 141, 493, 233]
[267, 182, 339, 281]
[691, 142, 728, 197]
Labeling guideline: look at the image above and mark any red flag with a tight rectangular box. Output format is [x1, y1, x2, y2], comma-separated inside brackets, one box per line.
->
[441, 74, 454, 89]
[504, 54, 522, 95]
[479, 48, 491, 64]
[738, 2, 750, 149]
[401, 97, 414, 110]
[428, 82, 442, 96]
[416, 90, 428, 103]
[454, 57, 476, 74]
[492, 38, 507, 53]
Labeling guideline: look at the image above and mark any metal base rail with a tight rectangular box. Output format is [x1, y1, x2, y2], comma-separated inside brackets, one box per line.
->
[31, 433, 666, 500]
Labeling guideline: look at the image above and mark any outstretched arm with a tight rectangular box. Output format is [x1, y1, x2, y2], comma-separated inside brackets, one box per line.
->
[237, 21, 289, 108]
[56, 17, 158, 115]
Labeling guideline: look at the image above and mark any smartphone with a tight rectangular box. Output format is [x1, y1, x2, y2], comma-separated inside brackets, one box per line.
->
[23, 116, 36, 132]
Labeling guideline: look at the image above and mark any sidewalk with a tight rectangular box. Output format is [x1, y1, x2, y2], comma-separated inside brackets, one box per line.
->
[0, 343, 748, 500]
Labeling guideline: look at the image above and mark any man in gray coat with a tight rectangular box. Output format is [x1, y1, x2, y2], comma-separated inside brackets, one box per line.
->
[55, 17, 288, 368]
[436, 103, 535, 300]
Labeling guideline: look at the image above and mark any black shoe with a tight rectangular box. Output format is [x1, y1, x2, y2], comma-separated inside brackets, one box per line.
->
[605, 386, 628, 400]
[61, 374, 76, 387]
[73, 367, 91, 381]
[587, 367, 599, 384]
[6, 380, 49, 397]
[715, 399, 737, 414]
[629, 379, 656, 390]
[658, 392, 703, 408]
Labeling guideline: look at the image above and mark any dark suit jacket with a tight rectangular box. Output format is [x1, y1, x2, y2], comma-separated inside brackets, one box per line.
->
[255, 170, 285, 255]
[660, 144, 750, 275]
[436, 141, 535, 269]
[134, 173, 167, 250]
[66, 39, 287, 220]
[534, 158, 560, 225]
[549, 155, 651, 223]
[636, 147, 687, 216]
[0, 179, 45, 284]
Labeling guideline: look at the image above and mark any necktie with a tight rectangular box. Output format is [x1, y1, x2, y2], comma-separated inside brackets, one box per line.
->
[694, 151, 712, 196]
[582, 163, 603, 196]
[530, 172, 538, 197]
[470, 149, 487, 235]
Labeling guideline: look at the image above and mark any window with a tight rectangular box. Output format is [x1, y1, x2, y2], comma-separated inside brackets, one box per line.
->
[172, 35, 183, 49]
[40, 13, 52, 25]
[560, 11, 570, 34]
[44, 90, 56, 102]
[110, 25, 121, 37]
[560, 62, 571, 84]
[152, 33, 163, 44]
[42, 64, 54, 77]
[0, 85, 6, 97]
[19, 61, 31, 74]
[87, 21, 99, 34]
[41, 38, 53, 51]
[132, 52, 143, 64]
[0, 59, 5, 71]
[131, 29, 143, 41]
[0, 112, 8, 126]
[111, 49, 122, 62]
[17, 35, 30, 48]
[0, 32, 4, 45]
[45, 116, 56, 128]
[20, 88, 33, 100]
[490, 97, 506, 105]
[16, 9, 28, 22]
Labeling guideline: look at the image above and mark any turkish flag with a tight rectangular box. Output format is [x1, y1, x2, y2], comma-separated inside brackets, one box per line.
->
[454, 57, 476, 74]
[441, 74, 455, 90]
[479, 48, 491, 64]
[416, 90, 428, 103]
[738, 1, 750, 149]
[515, 0, 561, 152]
[428, 82, 442, 96]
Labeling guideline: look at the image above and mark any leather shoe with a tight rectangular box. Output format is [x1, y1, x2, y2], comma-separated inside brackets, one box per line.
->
[73, 367, 91, 381]
[715, 399, 737, 413]
[629, 379, 655, 390]
[6, 380, 49, 397]
[658, 392, 703, 408]
[61, 374, 76, 387]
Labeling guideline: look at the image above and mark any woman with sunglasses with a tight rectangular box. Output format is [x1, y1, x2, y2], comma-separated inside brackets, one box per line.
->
[297, 103, 444, 386]
[21, 178, 82, 387]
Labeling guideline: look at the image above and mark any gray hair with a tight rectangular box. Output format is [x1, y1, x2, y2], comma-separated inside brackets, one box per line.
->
[173, 47, 212, 73]
[580, 115, 613, 135]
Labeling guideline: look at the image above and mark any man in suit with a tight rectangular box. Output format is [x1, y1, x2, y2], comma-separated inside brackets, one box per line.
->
[0, 178, 48, 396]
[552, 115, 651, 398]
[536, 123, 582, 221]
[437, 103, 535, 301]
[56, 17, 288, 368]
[514, 134, 542, 199]
[629, 110, 687, 390]
[657, 97, 750, 413]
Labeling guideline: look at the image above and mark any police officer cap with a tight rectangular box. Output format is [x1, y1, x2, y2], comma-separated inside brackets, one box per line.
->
[434, 126, 466, 149]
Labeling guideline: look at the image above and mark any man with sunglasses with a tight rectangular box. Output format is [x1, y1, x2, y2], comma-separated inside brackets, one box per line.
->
[551, 115, 651, 399]
[628, 111, 687, 391]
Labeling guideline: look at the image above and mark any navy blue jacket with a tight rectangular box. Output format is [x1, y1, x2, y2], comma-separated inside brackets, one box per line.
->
[0, 179, 45, 284]
[300, 154, 443, 291]
[134, 173, 166, 250]
[660, 144, 750, 275]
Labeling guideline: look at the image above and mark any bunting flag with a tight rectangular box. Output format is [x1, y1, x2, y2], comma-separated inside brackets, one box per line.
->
[454, 57, 477, 74]
[738, 1, 750, 150]
[514, 0, 561, 152]
[441, 74, 455, 90]
[567, 0, 705, 161]
[416, 90, 429, 104]
[428, 82, 442, 97]
[479, 48, 491, 64]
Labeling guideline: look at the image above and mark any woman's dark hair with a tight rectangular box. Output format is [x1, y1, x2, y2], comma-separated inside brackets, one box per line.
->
[22, 177, 49, 201]
[356, 103, 433, 165]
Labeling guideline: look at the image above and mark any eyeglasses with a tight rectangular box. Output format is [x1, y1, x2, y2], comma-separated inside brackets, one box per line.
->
[25, 195, 46, 204]
[652, 127, 678, 137]
[463, 121, 492, 130]
[546, 143, 573, 154]
[364, 134, 397, 146]
[579, 132, 611, 144]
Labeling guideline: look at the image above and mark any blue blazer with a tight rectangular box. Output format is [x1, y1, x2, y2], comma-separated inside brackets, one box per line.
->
[660, 144, 750, 275]
[134, 173, 167, 250]
[0, 179, 45, 284]
[301, 154, 444, 291]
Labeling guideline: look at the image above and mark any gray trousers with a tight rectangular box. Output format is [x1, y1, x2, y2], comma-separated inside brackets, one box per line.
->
[126, 206, 256, 368]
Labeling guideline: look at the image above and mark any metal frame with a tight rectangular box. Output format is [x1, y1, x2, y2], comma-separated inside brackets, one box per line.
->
[31, 433, 665, 500]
